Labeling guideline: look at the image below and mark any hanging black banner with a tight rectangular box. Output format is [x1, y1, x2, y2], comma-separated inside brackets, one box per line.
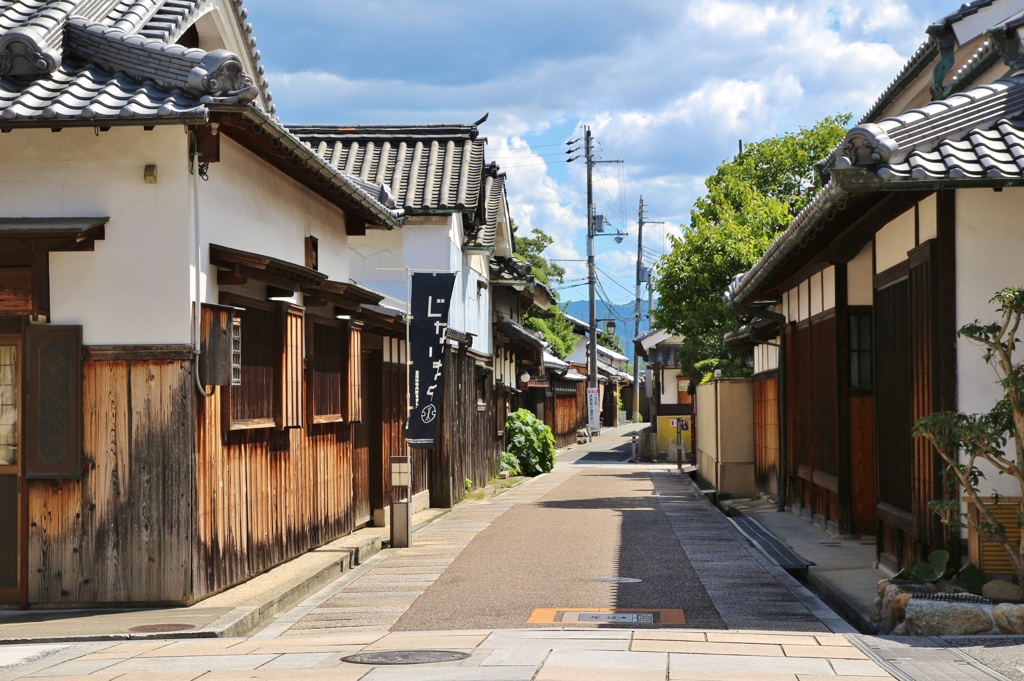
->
[404, 272, 457, 449]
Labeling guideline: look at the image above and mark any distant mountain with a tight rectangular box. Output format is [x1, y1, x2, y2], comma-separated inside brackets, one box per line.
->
[563, 299, 651, 358]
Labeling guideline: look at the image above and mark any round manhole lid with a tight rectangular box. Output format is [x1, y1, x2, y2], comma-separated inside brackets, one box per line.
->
[592, 577, 642, 583]
[341, 650, 471, 666]
[128, 624, 196, 633]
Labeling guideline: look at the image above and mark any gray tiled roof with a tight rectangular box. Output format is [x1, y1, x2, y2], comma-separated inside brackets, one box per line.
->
[0, 0, 271, 123]
[835, 74, 1024, 180]
[289, 122, 510, 243]
[289, 124, 487, 213]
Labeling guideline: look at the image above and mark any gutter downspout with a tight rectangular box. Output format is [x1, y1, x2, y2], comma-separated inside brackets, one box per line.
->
[732, 302, 788, 512]
[190, 129, 214, 397]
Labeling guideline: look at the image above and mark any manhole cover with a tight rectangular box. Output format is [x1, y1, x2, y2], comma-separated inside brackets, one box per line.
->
[592, 577, 642, 583]
[128, 624, 196, 633]
[341, 650, 471, 665]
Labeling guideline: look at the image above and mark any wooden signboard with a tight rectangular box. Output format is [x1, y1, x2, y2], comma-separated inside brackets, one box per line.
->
[25, 325, 82, 479]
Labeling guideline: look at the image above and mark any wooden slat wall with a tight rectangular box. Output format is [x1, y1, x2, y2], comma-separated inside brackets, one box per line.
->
[195, 388, 356, 598]
[910, 250, 943, 551]
[785, 315, 841, 526]
[429, 348, 501, 508]
[28, 359, 193, 605]
[348, 327, 362, 424]
[278, 306, 304, 429]
[875, 277, 916, 569]
[753, 375, 779, 497]
[194, 324, 371, 599]
[967, 499, 1024, 575]
[552, 394, 582, 448]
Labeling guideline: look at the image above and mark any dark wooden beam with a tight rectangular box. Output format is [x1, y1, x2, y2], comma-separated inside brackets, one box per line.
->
[829, 191, 932, 265]
[345, 213, 367, 236]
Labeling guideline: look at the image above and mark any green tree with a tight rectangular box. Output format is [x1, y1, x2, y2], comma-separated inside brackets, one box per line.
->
[653, 114, 851, 379]
[597, 330, 624, 355]
[524, 303, 579, 359]
[512, 219, 566, 285]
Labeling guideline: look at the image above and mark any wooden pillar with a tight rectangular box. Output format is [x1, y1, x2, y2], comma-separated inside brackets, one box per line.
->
[834, 264, 854, 536]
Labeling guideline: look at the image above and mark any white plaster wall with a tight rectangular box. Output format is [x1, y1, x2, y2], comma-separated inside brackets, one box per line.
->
[754, 340, 779, 374]
[199, 137, 351, 308]
[661, 368, 684, 405]
[0, 126, 191, 345]
[956, 188, 1024, 498]
[822, 266, 836, 311]
[848, 242, 873, 306]
[798, 280, 810, 321]
[567, 337, 588, 365]
[919, 194, 937, 242]
[810, 271, 823, 316]
[348, 214, 493, 356]
[875, 206, 915, 273]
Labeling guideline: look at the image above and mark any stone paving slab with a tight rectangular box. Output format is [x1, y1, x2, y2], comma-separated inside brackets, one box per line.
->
[18, 626, 1019, 681]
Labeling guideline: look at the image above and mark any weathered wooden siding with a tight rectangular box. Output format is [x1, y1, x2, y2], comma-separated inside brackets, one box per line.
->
[28, 358, 193, 605]
[753, 375, 779, 498]
[429, 347, 501, 508]
[195, 387, 357, 598]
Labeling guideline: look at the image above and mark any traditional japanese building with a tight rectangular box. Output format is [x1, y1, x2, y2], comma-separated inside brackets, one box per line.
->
[727, 0, 1024, 573]
[0, 0, 410, 607]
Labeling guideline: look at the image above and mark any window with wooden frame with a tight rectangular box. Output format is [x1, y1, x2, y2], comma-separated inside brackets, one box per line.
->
[307, 317, 348, 424]
[220, 294, 305, 431]
[850, 312, 873, 389]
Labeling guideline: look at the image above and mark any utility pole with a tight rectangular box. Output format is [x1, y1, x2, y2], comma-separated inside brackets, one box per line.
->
[586, 127, 598, 399]
[567, 126, 622, 437]
[634, 197, 663, 421]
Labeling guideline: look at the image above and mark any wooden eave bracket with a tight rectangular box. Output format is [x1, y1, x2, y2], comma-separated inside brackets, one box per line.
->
[210, 243, 325, 291]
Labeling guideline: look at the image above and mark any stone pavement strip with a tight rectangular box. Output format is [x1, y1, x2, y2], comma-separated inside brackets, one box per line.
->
[254, 465, 580, 637]
[0, 627, 903, 681]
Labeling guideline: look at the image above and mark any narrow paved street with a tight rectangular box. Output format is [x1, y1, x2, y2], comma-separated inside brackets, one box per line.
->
[257, 425, 831, 637]
[0, 429, 1014, 680]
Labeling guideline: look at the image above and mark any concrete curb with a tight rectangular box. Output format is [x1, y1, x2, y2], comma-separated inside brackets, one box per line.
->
[0, 536, 386, 645]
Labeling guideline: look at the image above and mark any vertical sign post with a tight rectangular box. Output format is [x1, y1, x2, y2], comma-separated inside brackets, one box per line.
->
[390, 455, 411, 548]
[587, 387, 601, 436]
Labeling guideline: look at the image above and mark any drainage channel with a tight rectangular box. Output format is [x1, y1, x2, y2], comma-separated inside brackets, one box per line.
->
[848, 634, 1012, 681]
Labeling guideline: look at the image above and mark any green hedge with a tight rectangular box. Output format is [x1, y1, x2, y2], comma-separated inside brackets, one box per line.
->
[504, 409, 556, 476]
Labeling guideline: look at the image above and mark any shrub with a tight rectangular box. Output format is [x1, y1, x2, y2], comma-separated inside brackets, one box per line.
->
[505, 409, 556, 476]
[500, 451, 521, 476]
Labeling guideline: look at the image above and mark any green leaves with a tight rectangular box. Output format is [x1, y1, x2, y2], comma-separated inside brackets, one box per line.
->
[652, 114, 851, 378]
[505, 409, 557, 476]
[910, 550, 950, 582]
[524, 303, 579, 359]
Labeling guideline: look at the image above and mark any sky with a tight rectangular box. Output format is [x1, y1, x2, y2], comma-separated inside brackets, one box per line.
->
[246, 0, 955, 305]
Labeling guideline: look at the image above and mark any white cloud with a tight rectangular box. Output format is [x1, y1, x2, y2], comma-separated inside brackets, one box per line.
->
[257, 0, 951, 300]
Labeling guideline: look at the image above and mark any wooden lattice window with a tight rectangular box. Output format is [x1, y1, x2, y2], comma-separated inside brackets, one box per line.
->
[309, 318, 348, 423]
[221, 295, 305, 431]
[348, 326, 362, 423]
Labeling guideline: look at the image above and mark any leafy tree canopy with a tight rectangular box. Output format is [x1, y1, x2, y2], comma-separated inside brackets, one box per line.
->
[652, 114, 851, 379]
[525, 304, 579, 359]
[512, 219, 566, 285]
[597, 330, 625, 355]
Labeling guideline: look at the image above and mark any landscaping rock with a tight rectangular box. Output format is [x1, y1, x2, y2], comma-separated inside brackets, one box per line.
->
[893, 593, 913, 623]
[877, 579, 890, 599]
[882, 585, 904, 633]
[868, 596, 883, 624]
[993, 603, 1024, 634]
[983, 580, 1023, 604]
[902, 600, 994, 636]
[891, 622, 908, 636]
